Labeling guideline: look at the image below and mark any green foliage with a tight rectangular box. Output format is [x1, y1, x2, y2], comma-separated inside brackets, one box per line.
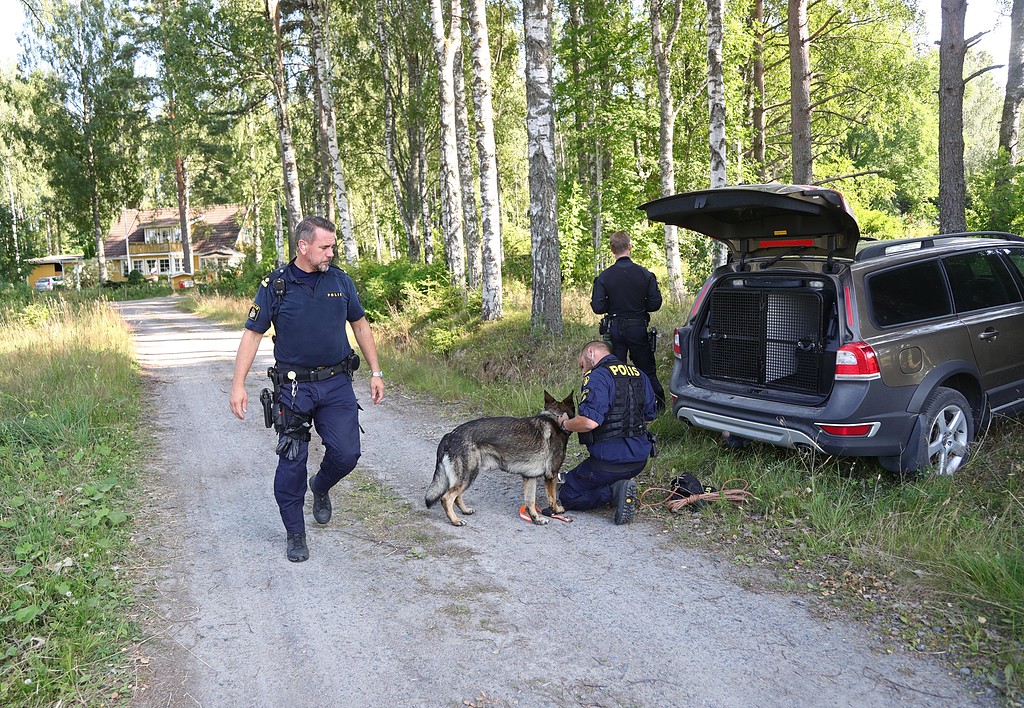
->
[348, 259, 457, 323]
[967, 151, 1024, 234]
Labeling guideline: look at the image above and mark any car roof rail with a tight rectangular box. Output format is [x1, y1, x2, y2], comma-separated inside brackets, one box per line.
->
[855, 231, 1023, 262]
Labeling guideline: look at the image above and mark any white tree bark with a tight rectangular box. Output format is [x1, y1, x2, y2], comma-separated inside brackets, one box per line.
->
[650, 0, 685, 303]
[428, 0, 465, 287]
[999, 0, 1024, 164]
[467, 0, 503, 320]
[307, 0, 357, 262]
[707, 0, 727, 268]
[788, 0, 813, 185]
[454, 46, 481, 287]
[524, 0, 562, 335]
[267, 0, 302, 255]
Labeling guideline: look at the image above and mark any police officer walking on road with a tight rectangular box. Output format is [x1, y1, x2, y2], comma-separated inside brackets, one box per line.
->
[591, 230, 665, 412]
[556, 340, 657, 524]
[229, 216, 384, 563]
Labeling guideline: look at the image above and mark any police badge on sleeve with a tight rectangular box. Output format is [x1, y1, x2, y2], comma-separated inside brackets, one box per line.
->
[248, 304, 260, 321]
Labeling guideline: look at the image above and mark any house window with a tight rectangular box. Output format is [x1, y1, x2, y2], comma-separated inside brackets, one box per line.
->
[159, 258, 170, 274]
[144, 227, 182, 244]
[145, 259, 158, 274]
[172, 256, 184, 272]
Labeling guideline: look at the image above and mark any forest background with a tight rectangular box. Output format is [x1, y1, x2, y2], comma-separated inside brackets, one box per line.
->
[0, 0, 1022, 329]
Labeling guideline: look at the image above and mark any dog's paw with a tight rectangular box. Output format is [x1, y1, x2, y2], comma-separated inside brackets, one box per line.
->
[461, 507, 475, 515]
[531, 515, 549, 525]
[449, 518, 467, 527]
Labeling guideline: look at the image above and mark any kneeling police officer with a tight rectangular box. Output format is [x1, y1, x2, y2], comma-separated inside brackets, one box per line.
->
[556, 340, 657, 524]
[230, 216, 384, 562]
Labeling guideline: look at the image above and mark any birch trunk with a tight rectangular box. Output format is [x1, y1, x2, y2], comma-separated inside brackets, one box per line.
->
[938, 0, 968, 233]
[751, 0, 766, 180]
[524, 0, 562, 335]
[998, 0, 1023, 165]
[467, 0, 503, 320]
[375, 0, 420, 260]
[454, 46, 481, 287]
[788, 0, 813, 185]
[267, 0, 302, 255]
[707, 0, 727, 268]
[428, 0, 465, 286]
[307, 0, 357, 261]
[650, 0, 685, 303]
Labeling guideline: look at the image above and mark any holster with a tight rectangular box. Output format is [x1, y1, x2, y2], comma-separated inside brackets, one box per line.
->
[647, 431, 658, 458]
[648, 326, 658, 353]
[599, 315, 609, 335]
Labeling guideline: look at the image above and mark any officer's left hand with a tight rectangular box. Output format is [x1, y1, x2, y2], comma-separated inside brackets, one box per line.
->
[370, 376, 384, 404]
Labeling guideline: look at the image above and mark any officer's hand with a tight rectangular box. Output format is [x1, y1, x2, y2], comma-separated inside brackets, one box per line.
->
[230, 385, 247, 420]
[370, 376, 384, 405]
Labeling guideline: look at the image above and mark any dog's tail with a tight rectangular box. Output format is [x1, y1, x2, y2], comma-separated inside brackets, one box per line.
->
[425, 434, 451, 508]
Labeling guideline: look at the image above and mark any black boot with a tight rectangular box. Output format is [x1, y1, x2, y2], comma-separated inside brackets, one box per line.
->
[612, 478, 638, 525]
[309, 475, 332, 524]
[287, 532, 309, 562]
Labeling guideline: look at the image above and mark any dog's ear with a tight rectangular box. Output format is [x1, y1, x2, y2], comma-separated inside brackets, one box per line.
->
[544, 390, 555, 406]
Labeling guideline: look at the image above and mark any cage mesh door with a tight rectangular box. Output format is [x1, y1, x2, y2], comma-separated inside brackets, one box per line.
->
[700, 286, 825, 394]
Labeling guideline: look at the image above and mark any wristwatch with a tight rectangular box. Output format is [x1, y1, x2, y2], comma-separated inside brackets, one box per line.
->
[371, 371, 384, 378]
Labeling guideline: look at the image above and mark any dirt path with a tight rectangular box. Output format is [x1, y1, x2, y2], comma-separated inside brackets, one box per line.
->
[114, 297, 984, 707]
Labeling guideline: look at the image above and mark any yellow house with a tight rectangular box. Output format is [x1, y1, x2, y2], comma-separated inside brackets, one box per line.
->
[102, 204, 250, 282]
[24, 254, 85, 287]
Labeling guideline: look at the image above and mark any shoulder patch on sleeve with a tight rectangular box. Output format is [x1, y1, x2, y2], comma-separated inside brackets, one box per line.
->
[248, 304, 260, 321]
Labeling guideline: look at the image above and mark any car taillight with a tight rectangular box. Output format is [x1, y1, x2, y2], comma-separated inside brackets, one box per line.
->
[835, 342, 880, 379]
[673, 328, 681, 357]
[816, 422, 878, 437]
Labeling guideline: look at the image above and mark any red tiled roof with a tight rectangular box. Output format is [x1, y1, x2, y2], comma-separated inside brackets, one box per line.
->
[103, 204, 248, 258]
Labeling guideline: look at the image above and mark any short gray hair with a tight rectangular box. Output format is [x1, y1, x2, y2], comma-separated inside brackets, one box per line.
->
[295, 216, 336, 244]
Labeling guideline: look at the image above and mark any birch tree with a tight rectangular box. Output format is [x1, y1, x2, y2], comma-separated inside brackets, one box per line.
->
[454, 47, 481, 286]
[524, 0, 562, 335]
[266, 0, 303, 253]
[788, 0, 813, 184]
[467, 0, 503, 320]
[428, 0, 465, 287]
[306, 0, 357, 262]
[998, 0, 1023, 165]
[649, 0, 686, 303]
[707, 0, 727, 267]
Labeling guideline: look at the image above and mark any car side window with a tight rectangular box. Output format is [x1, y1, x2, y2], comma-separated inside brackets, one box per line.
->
[944, 250, 1022, 313]
[868, 260, 952, 327]
[1006, 248, 1024, 282]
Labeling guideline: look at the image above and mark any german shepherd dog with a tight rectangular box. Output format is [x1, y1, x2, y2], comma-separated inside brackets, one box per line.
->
[425, 392, 575, 526]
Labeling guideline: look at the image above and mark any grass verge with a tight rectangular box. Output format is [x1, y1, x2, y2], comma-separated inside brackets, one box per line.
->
[0, 297, 143, 704]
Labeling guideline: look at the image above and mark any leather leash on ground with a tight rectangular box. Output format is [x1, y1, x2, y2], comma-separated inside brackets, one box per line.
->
[519, 505, 573, 523]
[640, 478, 757, 512]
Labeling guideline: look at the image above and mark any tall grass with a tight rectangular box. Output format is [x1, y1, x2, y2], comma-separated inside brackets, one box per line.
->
[0, 297, 143, 704]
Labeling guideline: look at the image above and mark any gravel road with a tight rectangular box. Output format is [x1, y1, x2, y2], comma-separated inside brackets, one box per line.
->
[113, 297, 984, 707]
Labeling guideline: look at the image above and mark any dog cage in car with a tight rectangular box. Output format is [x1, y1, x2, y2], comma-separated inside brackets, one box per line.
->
[697, 276, 836, 397]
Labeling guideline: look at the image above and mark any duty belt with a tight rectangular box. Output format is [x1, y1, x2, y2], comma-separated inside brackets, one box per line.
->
[267, 358, 355, 385]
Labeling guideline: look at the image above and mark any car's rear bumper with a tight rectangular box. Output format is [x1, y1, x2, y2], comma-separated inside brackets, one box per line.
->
[670, 380, 919, 458]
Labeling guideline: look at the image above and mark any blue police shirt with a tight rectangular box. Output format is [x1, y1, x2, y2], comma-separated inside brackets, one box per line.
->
[244, 262, 366, 369]
[579, 355, 657, 464]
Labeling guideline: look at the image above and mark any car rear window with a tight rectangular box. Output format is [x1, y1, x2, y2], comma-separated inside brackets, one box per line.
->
[868, 260, 952, 327]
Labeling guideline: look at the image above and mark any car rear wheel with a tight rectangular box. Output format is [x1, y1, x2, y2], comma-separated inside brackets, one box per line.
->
[881, 387, 973, 479]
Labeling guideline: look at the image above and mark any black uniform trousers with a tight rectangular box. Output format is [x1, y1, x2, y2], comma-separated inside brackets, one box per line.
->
[609, 318, 665, 410]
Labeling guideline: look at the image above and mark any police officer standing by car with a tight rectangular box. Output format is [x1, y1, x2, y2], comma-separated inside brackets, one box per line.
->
[590, 230, 665, 412]
[229, 216, 384, 562]
[556, 340, 657, 524]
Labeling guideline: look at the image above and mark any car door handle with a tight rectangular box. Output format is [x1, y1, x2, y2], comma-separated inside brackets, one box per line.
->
[978, 328, 999, 341]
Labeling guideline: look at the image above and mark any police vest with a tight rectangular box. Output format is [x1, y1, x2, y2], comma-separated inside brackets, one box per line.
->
[579, 358, 646, 445]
